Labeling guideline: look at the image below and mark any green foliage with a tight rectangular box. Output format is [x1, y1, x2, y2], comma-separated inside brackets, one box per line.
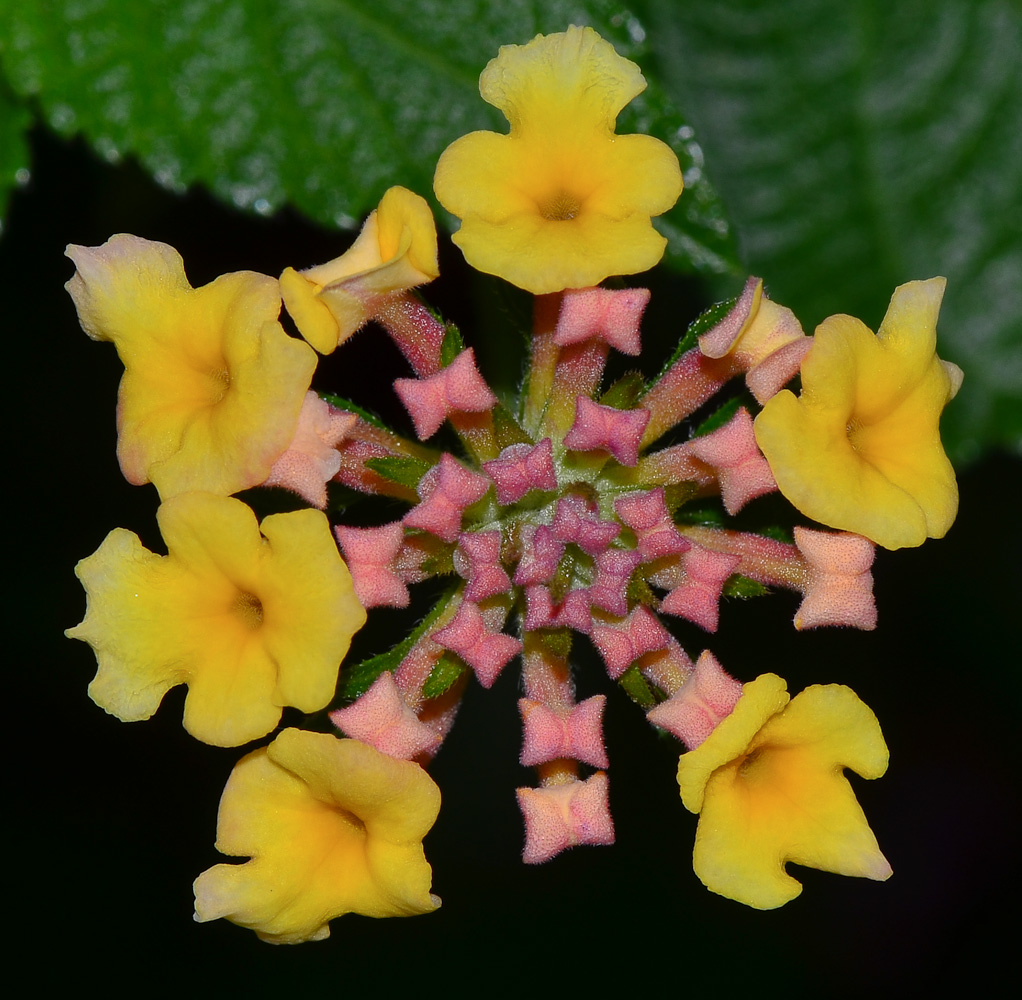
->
[439, 320, 466, 368]
[336, 590, 454, 700]
[600, 371, 646, 410]
[647, 0, 1022, 460]
[318, 393, 388, 429]
[422, 652, 466, 700]
[365, 455, 434, 490]
[722, 574, 769, 599]
[0, 0, 735, 274]
[692, 394, 742, 438]
[0, 76, 31, 232]
[649, 294, 737, 385]
[618, 664, 655, 707]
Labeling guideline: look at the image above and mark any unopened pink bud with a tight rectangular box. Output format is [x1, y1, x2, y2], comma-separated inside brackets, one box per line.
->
[517, 773, 615, 864]
[615, 488, 690, 559]
[394, 348, 497, 440]
[563, 396, 650, 467]
[403, 452, 491, 542]
[794, 527, 877, 630]
[482, 437, 557, 505]
[523, 585, 593, 634]
[554, 286, 650, 356]
[454, 530, 511, 602]
[591, 605, 672, 679]
[551, 494, 620, 556]
[263, 392, 357, 508]
[646, 650, 742, 749]
[588, 547, 642, 616]
[433, 600, 522, 688]
[330, 671, 439, 759]
[660, 545, 741, 632]
[687, 407, 777, 514]
[519, 695, 608, 768]
[334, 521, 409, 608]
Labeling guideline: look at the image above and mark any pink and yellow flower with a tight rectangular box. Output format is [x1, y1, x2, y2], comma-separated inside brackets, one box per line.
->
[433, 26, 682, 294]
[755, 278, 962, 549]
[678, 674, 892, 908]
[193, 730, 441, 943]
[66, 235, 316, 500]
[67, 493, 365, 747]
[280, 186, 439, 353]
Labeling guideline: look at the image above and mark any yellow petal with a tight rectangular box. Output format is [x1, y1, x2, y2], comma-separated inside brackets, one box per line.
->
[679, 680, 892, 909]
[194, 731, 440, 943]
[66, 235, 316, 499]
[67, 493, 365, 747]
[281, 187, 438, 353]
[433, 27, 682, 293]
[755, 278, 959, 549]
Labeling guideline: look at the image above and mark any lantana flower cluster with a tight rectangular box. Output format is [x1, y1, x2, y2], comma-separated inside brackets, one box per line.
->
[66, 26, 962, 941]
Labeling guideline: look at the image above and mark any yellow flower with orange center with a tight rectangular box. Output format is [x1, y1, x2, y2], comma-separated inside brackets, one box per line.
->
[755, 277, 962, 549]
[433, 26, 683, 294]
[66, 235, 317, 500]
[67, 493, 366, 747]
[678, 674, 891, 909]
[193, 730, 441, 943]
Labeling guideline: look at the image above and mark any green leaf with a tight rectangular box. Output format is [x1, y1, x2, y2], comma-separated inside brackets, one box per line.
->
[0, 0, 736, 273]
[647, 0, 1022, 460]
[722, 574, 769, 598]
[618, 664, 656, 708]
[337, 589, 455, 700]
[422, 653, 466, 700]
[0, 73, 31, 234]
[439, 319, 466, 368]
[692, 394, 742, 437]
[365, 455, 434, 490]
[648, 293, 737, 385]
[318, 392, 388, 430]
[492, 402, 533, 449]
[599, 371, 645, 409]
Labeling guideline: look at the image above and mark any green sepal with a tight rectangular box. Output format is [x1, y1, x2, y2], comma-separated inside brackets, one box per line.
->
[619, 665, 655, 708]
[722, 574, 769, 598]
[336, 590, 455, 701]
[422, 653, 467, 700]
[317, 392, 389, 430]
[536, 628, 573, 660]
[493, 403, 533, 450]
[420, 543, 456, 577]
[440, 321, 466, 368]
[627, 574, 660, 609]
[673, 503, 726, 529]
[663, 482, 699, 515]
[364, 455, 434, 491]
[599, 371, 646, 410]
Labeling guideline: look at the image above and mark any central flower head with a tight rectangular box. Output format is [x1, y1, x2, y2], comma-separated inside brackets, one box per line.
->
[433, 26, 683, 294]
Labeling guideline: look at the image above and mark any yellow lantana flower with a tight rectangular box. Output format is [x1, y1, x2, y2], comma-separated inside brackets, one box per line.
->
[193, 730, 441, 943]
[280, 186, 439, 354]
[678, 674, 892, 909]
[433, 26, 683, 294]
[67, 493, 366, 747]
[755, 278, 962, 549]
[66, 235, 317, 500]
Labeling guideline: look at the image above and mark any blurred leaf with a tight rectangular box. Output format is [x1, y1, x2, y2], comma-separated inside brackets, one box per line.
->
[647, 0, 1022, 461]
[0, 74, 31, 233]
[0, 0, 737, 273]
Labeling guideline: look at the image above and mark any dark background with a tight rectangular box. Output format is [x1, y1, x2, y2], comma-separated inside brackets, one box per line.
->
[7, 127, 1018, 993]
